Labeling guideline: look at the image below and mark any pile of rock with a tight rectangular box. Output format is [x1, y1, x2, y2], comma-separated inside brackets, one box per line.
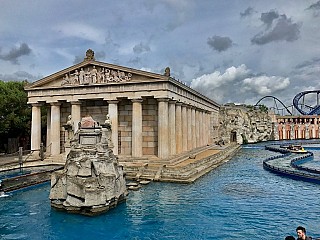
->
[49, 116, 128, 216]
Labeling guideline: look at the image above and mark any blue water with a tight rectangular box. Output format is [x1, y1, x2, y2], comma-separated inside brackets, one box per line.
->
[1, 143, 320, 240]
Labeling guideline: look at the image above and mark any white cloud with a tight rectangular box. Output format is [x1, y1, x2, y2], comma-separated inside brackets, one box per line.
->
[190, 64, 290, 103]
[241, 76, 290, 95]
[190, 64, 250, 89]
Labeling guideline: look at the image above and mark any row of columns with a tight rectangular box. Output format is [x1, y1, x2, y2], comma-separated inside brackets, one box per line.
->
[276, 123, 320, 140]
[157, 99, 211, 159]
[30, 98, 212, 159]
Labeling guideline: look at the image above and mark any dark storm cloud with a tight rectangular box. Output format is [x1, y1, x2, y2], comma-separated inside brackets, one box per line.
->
[260, 10, 279, 27]
[295, 57, 320, 70]
[240, 7, 254, 18]
[0, 43, 32, 64]
[251, 14, 300, 45]
[133, 42, 151, 54]
[306, 1, 320, 17]
[94, 51, 106, 61]
[207, 36, 233, 52]
[0, 71, 41, 82]
[128, 57, 141, 65]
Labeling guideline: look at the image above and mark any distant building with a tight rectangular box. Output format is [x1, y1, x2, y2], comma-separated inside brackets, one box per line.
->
[273, 115, 320, 140]
[25, 50, 220, 162]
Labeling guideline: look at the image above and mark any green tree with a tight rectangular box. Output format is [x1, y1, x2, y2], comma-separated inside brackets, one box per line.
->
[258, 104, 268, 113]
[0, 80, 31, 152]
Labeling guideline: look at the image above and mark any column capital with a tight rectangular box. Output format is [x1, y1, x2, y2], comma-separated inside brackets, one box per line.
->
[175, 102, 183, 106]
[31, 103, 42, 107]
[70, 101, 82, 105]
[50, 102, 62, 106]
[131, 98, 143, 103]
[169, 100, 177, 104]
[107, 100, 119, 104]
[182, 103, 189, 107]
[156, 98, 170, 102]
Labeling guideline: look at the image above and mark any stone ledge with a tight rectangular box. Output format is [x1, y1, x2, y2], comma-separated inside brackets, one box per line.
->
[122, 144, 240, 183]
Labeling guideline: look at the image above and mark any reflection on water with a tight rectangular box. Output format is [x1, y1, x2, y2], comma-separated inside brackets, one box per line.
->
[1, 142, 320, 239]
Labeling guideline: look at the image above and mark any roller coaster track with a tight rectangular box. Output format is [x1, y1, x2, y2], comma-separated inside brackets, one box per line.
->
[293, 90, 320, 115]
[255, 95, 292, 115]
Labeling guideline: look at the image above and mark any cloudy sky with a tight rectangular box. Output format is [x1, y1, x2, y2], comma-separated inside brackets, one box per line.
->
[1, 0, 320, 107]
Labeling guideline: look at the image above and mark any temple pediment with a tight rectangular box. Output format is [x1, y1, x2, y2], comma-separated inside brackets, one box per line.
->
[26, 58, 168, 90]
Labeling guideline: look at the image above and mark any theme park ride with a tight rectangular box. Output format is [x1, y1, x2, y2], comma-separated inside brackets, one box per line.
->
[255, 90, 320, 116]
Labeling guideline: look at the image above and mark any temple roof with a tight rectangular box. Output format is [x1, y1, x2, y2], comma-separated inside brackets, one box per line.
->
[25, 49, 169, 90]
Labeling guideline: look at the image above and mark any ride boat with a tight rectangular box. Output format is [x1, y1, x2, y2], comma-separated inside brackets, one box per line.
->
[282, 144, 307, 154]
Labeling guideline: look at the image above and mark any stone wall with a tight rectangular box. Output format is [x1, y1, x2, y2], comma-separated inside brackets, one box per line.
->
[142, 98, 158, 155]
[218, 104, 273, 144]
[118, 99, 132, 155]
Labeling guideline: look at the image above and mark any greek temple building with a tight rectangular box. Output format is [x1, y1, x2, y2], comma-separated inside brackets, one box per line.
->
[25, 50, 220, 162]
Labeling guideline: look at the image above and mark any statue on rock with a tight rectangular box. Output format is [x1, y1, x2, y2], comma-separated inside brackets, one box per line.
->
[49, 115, 127, 216]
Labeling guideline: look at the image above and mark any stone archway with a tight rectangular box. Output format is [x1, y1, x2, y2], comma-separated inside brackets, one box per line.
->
[230, 131, 237, 143]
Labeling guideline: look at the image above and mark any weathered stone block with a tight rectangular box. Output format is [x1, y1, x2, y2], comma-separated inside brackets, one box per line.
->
[64, 195, 84, 207]
[84, 188, 106, 206]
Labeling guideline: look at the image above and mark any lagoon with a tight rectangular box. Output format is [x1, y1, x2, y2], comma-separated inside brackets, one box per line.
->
[1, 142, 320, 239]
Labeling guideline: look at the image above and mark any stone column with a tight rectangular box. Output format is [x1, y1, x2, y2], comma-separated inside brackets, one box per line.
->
[51, 102, 61, 155]
[282, 123, 286, 140]
[31, 103, 42, 151]
[131, 99, 143, 157]
[204, 111, 209, 146]
[169, 100, 176, 156]
[195, 109, 200, 148]
[158, 98, 169, 159]
[71, 101, 81, 133]
[46, 106, 51, 154]
[311, 125, 315, 139]
[182, 104, 188, 152]
[199, 110, 203, 147]
[297, 124, 301, 139]
[187, 105, 192, 150]
[207, 112, 212, 145]
[175, 102, 183, 154]
[191, 107, 196, 149]
[314, 117, 318, 138]
[108, 100, 119, 155]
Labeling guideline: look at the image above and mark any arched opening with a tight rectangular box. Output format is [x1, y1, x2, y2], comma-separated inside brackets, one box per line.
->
[230, 131, 237, 143]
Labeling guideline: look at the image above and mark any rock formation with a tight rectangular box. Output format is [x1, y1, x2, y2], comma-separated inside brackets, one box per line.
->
[49, 116, 128, 216]
[218, 104, 273, 144]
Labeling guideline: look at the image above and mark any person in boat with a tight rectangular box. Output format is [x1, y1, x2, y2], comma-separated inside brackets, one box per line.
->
[296, 226, 312, 240]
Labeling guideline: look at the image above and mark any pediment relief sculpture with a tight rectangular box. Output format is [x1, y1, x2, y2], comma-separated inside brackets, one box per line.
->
[61, 65, 132, 86]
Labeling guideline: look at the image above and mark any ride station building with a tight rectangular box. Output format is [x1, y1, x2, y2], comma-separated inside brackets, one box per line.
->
[25, 50, 220, 163]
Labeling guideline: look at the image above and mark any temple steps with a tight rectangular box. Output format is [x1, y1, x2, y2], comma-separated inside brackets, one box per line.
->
[121, 144, 240, 183]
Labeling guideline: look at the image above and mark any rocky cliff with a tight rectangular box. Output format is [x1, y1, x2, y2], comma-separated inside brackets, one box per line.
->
[218, 104, 273, 144]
